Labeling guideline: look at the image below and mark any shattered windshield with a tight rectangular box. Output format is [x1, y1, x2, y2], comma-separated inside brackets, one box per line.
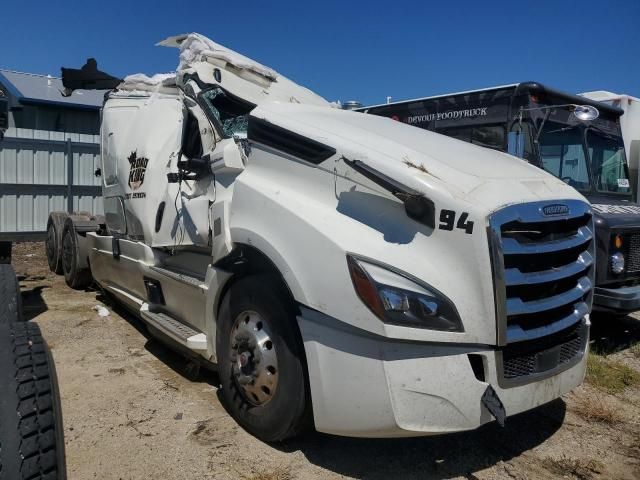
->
[199, 87, 253, 138]
[587, 129, 631, 195]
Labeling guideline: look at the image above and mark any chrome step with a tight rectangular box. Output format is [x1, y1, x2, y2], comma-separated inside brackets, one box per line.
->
[149, 266, 206, 289]
[140, 304, 207, 352]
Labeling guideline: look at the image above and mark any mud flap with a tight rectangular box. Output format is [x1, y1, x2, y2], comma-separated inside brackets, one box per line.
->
[112, 237, 120, 260]
[481, 385, 506, 427]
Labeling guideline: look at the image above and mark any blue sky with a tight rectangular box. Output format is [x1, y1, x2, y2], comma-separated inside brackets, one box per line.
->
[2, 0, 639, 105]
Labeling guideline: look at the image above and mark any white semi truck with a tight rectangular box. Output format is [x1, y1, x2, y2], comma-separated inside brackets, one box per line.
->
[51, 33, 595, 441]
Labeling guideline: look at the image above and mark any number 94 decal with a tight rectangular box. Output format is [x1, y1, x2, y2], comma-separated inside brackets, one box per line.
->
[439, 209, 474, 234]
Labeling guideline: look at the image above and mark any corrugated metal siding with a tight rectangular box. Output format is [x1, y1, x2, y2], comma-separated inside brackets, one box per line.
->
[0, 194, 67, 232]
[0, 127, 102, 236]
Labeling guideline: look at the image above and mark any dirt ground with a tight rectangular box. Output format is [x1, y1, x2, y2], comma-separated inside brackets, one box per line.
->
[11, 242, 640, 480]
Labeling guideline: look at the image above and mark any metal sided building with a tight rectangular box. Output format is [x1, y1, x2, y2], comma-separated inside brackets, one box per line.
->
[0, 69, 104, 242]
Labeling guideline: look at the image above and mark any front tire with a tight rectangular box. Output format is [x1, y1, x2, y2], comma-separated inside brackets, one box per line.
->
[216, 275, 310, 442]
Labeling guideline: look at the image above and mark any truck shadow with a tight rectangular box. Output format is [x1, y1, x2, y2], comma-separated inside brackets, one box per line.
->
[590, 313, 640, 354]
[277, 399, 566, 479]
[20, 285, 49, 321]
[96, 292, 220, 387]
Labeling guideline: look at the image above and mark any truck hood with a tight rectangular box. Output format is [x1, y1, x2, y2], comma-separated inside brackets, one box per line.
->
[251, 102, 586, 212]
[589, 197, 640, 228]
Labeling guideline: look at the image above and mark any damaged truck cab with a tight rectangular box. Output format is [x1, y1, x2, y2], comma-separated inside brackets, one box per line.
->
[53, 34, 594, 440]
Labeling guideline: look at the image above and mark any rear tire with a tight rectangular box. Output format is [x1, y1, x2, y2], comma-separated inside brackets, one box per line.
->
[61, 220, 92, 290]
[46, 213, 68, 274]
[0, 321, 66, 479]
[0, 263, 22, 324]
[216, 275, 310, 442]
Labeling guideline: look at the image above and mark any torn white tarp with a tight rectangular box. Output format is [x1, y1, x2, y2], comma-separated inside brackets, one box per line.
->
[156, 33, 330, 107]
[123, 73, 177, 87]
[118, 72, 178, 94]
[93, 305, 110, 317]
[158, 33, 278, 81]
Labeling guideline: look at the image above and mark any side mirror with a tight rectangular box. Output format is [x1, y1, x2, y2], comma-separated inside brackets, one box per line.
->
[507, 131, 525, 159]
[210, 142, 245, 174]
[573, 105, 599, 122]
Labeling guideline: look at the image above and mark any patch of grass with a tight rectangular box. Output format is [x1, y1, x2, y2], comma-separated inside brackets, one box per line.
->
[586, 353, 640, 395]
[572, 398, 621, 424]
[542, 455, 604, 480]
[631, 343, 640, 358]
[239, 465, 293, 480]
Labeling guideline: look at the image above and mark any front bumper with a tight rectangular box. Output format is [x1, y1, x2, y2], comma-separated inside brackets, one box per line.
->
[298, 308, 588, 438]
[593, 284, 640, 313]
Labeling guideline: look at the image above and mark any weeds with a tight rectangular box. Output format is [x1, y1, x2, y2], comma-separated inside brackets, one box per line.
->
[586, 353, 640, 394]
[541, 455, 604, 480]
[572, 397, 621, 424]
[238, 464, 293, 480]
[403, 159, 429, 174]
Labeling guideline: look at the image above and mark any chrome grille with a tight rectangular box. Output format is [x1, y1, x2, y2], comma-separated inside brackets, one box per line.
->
[624, 233, 640, 273]
[488, 200, 595, 346]
[502, 320, 587, 379]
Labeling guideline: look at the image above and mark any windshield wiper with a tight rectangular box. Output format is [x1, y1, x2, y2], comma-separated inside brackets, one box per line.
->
[545, 124, 580, 135]
[585, 124, 618, 141]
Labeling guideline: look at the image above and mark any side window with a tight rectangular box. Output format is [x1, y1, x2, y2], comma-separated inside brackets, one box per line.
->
[182, 112, 203, 159]
[199, 87, 254, 138]
[471, 125, 505, 151]
[439, 124, 505, 152]
[439, 126, 472, 143]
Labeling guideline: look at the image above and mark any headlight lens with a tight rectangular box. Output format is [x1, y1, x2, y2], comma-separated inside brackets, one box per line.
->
[347, 255, 464, 331]
[610, 252, 625, 274]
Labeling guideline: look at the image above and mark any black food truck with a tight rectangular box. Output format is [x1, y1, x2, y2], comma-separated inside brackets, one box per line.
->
[362, 82, 640, 315]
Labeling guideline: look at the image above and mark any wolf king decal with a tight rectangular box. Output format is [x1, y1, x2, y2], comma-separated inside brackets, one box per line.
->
[128, 151, 149, 191]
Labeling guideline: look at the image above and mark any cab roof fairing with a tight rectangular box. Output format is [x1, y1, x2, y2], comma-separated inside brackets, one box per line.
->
[158, 33, 332, 109]
[158, 33, 278, 82]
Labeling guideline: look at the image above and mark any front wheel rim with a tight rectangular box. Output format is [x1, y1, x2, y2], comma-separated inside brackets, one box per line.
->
[229, 310, 279, 406]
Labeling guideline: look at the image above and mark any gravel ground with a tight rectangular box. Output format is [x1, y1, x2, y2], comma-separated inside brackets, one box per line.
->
[11, 242, 640, 480]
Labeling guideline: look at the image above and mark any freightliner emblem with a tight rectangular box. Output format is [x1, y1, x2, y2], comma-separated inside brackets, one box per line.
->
[542, 204, 570, 216]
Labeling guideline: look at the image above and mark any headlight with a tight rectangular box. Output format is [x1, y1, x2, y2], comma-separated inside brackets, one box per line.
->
[610, 252, 625, 274]
[347, 255, 464, 331]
